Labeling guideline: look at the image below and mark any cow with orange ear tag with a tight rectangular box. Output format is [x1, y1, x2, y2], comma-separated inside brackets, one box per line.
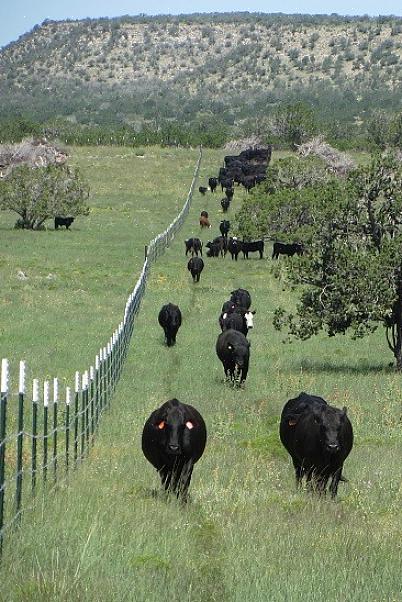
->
[141, 398, 207, 500]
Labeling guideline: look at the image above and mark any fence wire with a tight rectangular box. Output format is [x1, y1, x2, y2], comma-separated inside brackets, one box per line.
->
[0, 147, 202, 556]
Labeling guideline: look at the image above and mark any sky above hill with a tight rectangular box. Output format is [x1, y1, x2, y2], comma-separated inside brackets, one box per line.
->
[1, 0, 402, 48]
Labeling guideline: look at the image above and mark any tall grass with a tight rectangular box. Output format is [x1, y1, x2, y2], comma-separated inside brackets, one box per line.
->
[1, 148, 401, 601]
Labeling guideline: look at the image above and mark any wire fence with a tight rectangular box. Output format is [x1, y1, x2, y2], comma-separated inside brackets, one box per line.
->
[0, 146, 202, 557]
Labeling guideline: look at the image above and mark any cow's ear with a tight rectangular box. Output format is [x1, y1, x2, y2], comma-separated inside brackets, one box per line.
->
[252, 310, 256, 315]
[247, 341, 251, 347]
[185, 421, 194, 430]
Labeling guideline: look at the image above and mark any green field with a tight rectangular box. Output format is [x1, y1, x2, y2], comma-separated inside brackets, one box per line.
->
[1, 147, 402, 601]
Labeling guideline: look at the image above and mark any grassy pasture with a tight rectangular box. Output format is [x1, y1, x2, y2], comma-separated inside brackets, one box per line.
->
[1, 147, 402, 601]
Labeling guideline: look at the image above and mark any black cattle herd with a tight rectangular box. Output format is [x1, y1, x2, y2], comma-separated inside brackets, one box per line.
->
[143, 147, 353, 502]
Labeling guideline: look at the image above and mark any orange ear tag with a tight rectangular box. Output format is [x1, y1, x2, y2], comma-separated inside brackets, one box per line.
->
[158, 421, 165, 430]
[288, 419, 297, 427]
[186, 421, 194, 430]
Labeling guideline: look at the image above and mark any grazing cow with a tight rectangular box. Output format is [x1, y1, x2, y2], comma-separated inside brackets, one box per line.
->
[199, 215, 211, 229]
[206, 236, 227, 258]
[221, 198, 230, 212]
[185, 238, 203, 257]
[230, 288, 251, 310]
[216, 329, 250, 384]
[200, 210, 209, 218]
[225, 187, 234, 201]
[272, 242, 304, 260]
[227, 237, 243, 261]
[187, 256, 204, 282]
[221, 307, 255, 337]
[199, 186, 208, 195]
[158, 303, 182, 347]
[242, 240, 264, 259]
[55, 216, 74, 230]
[208, 177, 218, 193]
[142, 398, 207, 499]
[279, 392, 353, 499]
[219, 220, 230, 238]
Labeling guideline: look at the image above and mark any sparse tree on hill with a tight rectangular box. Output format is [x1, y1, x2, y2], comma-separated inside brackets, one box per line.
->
[0, 163, 90, 230]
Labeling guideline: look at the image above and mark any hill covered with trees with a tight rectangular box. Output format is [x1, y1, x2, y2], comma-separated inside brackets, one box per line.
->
[2, 13, 402, 147]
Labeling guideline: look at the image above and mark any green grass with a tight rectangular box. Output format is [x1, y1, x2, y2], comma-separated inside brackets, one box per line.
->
[1, 147, 402, 601]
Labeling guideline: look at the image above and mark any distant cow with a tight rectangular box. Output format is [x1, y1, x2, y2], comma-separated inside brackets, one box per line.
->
[272, 242, 304, 259]
[242, 240, 264, 259]
[220, 177, 233, 192]
[55, 216, 74, 230]
[221, 198, 230, 212]
[221, 307, 255, 337]
[206, 236, 227, 258]
[225, 187, 234, 201]
[230, 288, 251, 310]
[187, 256, 204, 282]
[200, 210, 209, 218]
[208, 177, 218, 193]
[142, 398, 207, 499]
[199, 186, 208, 195]
[227, 237, 243, 261]
[219, 220, 230, 238]
[185, 238, 203, 257]
[279, 392, 353, 499]
[158, 303, 182, 347]
[216, 329, 250, 384]
[199, 215, 211, 229]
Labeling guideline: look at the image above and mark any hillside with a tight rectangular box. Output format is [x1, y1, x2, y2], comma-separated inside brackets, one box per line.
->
[1, 13, 402, 140]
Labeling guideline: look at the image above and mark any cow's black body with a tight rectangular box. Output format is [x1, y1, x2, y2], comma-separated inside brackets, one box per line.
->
[187, 256, 204, 282]
[158, 303, 182, 347]
[208, 177, 218, 193]
[55, 216, 75, 230]
[242, 240, 264, 259]
[185, 238, 203, 257]
[216, 329, 250, 383]
[219, 220, 230, 238]
[230, 288, 252, 310]
[227, 237, 243, 261]
[221, 198, 230, 212]
[272, 242, 304, 259]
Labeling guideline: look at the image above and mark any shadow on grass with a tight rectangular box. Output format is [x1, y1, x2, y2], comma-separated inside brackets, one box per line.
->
[294, 359, 395, 375]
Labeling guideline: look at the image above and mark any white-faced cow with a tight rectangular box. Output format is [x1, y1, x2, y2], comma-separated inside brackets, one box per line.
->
[279, 392, 353, 499]
[142, 398, 207, 500]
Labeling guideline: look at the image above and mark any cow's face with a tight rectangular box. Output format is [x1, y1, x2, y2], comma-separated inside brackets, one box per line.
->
[244, 310, 255, 330]
[154, 405, 195, 456]
[313, 406, 347, 454]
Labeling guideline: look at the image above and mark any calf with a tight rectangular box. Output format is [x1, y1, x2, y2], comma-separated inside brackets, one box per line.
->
[279, 392, 353, 499]
[199, 186, 208, 195]
[216, 329, 250, 384]
[200, 211, 209, 218]
[185, 237, 203, 257]
[199, 215, 211, 229]
[227, 237, 242, 261]
[242, 240, 264, 259]
[272, 242, 304, 259]
[206, 236, 227, 258]
[187, 256, 204, 282]
[230, 288, 252, 310]
[142, 398, 207, 499]
[158, 303, 182, 347]
[219, 220, 230, 238]
[208, 177, 218, 193]
[221, 198, 230, 212]
[55, 216, 74, 230]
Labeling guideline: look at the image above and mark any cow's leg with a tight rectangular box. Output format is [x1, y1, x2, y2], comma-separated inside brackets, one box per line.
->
[159, 466, 172, 491]
[329, 467, 343, 499]
[259, 250, 263, 259]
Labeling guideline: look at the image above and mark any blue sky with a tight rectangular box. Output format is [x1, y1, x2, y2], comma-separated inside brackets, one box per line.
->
[1, 0, 402, 49]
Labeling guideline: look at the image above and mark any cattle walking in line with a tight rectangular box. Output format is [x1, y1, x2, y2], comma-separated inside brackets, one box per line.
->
[142, 398, 207, 500]
[221, 307, 255, 337]
[230, 288, 252, 310]
[272, 242, 304, 259]
[199, 215, 211, 229]
[208, 177, 218, 193]
[206, 236, 227, 258]
[55, 216, 75, 230]
[187, 256, 204, 282]
[185, 237, 203, 257]
[227, 237, 243, 261]
[158, 303, 182, 347]
[221, 198, 230, 212]
[216, 329, 250, 384]
[199, 186, 208, 195]
[279, 392, 353, 499]
[242, 240, 264, 259]
[219, 220, 230, 238]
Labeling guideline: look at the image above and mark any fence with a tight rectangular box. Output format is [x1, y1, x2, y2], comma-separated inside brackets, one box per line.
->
[0, 147, 202, 556]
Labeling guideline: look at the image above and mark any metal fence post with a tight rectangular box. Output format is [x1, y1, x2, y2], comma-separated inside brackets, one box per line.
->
[15, 361, 25, 523]
[53, 378, 58, 484]
[65, 387, 71, 474]
[32, 379, 39, 494]
[0, 359, 9, 555]
[43, 381, 49, 485]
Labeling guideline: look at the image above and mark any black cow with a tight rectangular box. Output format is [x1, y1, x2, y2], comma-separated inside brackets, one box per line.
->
[220, 177, 233, 192]
[142, 398, 207, 499]
[241, 175, 256, 192]
[279, 392, 353, 499]
[199, 186, 208, 195]
[187, 257, 204, 282]
[272, 242, 304, 259]
[242, 240, 264, 259]
[158, 303, 182, 347]
[216, 329, 250, 384]
[218, 300, 236, 329]
[55, 216, 75, 230]
[221, 307, 255, 337]
[206, 236, 227, 258]
[208, 177, 218, 193]
[225, 187, 234, 201]
[221, 198, 230, 212]
[227, 237, 243, 261]
[219, 220, 230, 238]
[185, 238, 203, 257]
[230, 288, 251, 310]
